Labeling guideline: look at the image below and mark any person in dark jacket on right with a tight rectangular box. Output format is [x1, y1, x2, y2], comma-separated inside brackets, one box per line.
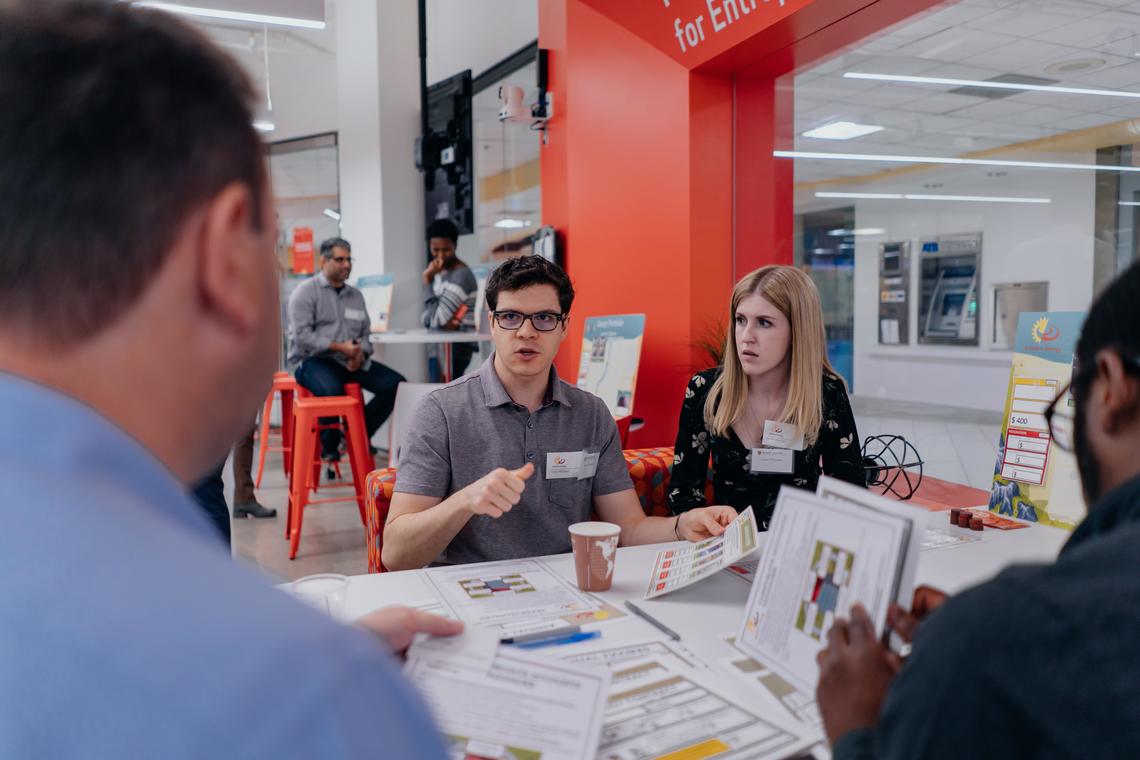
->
[817, 259, 1140, 759]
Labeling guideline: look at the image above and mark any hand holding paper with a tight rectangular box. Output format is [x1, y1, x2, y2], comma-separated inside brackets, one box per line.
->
[815, 604, 901, 744]
[644, 507, 761, 598]
[677, 505, 737, 541]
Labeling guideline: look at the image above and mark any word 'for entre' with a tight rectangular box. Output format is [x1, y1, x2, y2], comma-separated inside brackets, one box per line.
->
[673, 0, 785, 54]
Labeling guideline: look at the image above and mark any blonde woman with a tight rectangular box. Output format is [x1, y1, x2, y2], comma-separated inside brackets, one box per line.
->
[668, 266, 865, 529]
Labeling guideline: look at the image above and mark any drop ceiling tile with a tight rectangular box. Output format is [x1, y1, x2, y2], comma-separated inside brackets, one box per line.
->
[842, 54, 948, 76]
[1026, 1, 1109, 17]
[950, 98, 1041, 119]
[899, 93, 993, 114]
[1102, 99, 1140, 116]
[1019, 104, 1101, 123]
[1052, 111, 1127, 129]
[963, 8, 1075, 37]
[964, 37, 1086, 68]
[897, 28, 1016, 63]
[1035, 15, 1140, 46]
[1069, 63, 1140, 89]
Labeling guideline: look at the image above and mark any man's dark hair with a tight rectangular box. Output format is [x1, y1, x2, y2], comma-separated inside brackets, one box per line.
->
[1072, 260, 1140, 502]
[1075, 261, 1140, 390]
[0, 1, 265, 345]
[485, 255, 575, 314]
[319, 237, 352, 259]
[426, 218, 459, 245]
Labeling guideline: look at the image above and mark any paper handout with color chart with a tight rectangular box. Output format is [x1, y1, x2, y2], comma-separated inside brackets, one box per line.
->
[561, 641, 814, 760]
[644, 507, 760, 599]
[405, 635, 610, 760]
[421, 558, 601, 628]
[735, 487, 920, 694]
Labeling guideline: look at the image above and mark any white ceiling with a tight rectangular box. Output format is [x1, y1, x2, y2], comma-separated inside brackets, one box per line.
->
[794, 0, 1140, 185]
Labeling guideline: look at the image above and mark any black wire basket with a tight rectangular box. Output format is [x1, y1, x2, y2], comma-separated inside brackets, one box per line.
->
[862, 434, 925, 500]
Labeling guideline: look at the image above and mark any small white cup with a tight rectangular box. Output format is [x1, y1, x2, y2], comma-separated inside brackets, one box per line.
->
[290, 573, 349, 619]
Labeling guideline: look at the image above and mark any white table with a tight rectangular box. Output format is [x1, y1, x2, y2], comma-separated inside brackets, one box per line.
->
[343, 515, 1069, 662]
[334, 514, 1068, 755]
[369, 329, 492, 382]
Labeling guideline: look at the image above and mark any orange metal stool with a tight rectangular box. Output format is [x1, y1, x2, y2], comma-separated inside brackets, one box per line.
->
[254, 372, 297, 487]
[286, 392, 371, 560]
[294, 383, 364, 490]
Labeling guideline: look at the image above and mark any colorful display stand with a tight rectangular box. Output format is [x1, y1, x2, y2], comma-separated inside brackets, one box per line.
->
[988, 311, 1086, 528]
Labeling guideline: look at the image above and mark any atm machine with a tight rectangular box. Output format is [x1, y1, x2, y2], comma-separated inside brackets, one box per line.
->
[918, 233, 981, 346]
[878, 241, 910, 345]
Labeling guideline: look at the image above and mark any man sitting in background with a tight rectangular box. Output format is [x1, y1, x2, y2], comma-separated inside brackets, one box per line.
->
[288, 237, 405, 465]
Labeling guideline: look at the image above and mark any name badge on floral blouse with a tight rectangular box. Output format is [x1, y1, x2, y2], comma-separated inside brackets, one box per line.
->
[750, 447, 794, 474]
[761, 420, 805, 451]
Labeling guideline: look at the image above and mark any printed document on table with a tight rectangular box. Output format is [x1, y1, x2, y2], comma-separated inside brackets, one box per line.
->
[421, 558, 600, 627]
[406, 643, 610, 760]
[644, 507, 761, 599]
[718, 635, 822, 730]
[735, 487, 916, 694]
[562, 642, 812, 759]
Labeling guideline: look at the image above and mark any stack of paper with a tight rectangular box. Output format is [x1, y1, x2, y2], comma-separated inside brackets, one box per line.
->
[405, 628, 611, 760]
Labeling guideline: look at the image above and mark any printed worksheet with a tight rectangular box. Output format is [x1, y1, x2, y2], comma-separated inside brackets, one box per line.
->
[815, 475, 927, 613]
[562, 644, 812, 760]
[736, 487, 917, 693]
[421, 558, 601, 627]
[563, 640, 710, 674]
[644, 507, 760, 599]
[406, 644, 610, 760]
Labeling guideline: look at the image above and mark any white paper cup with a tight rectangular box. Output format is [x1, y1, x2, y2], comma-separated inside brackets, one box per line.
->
[290, 573, 348, 619]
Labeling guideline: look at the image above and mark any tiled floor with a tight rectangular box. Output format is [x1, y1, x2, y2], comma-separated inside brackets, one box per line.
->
[229, 453, 379, 583]
[232, 397, 1005, 580]
[851, 396, 1003, 492]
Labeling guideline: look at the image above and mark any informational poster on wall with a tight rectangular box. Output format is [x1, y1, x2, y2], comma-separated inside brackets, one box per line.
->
[988, 311, 1086, 529]
[357, 274, 394, 333]
[576, 314, 645, 418]
[292, 227, 314, 274]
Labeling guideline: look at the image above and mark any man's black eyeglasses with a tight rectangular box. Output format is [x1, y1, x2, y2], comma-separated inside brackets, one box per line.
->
[1044, 353, 1140, 452]
[491, 310, 566, 332]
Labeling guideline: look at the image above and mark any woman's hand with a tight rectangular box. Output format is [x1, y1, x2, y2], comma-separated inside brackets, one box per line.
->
[678, 505, 737, 541]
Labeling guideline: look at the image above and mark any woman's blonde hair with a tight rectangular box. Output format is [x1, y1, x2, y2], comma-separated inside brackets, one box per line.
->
[703, 265, 840, 445]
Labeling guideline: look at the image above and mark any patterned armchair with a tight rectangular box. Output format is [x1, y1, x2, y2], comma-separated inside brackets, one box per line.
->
[364, 468, 399, 574]
[362, 446, 688, 573]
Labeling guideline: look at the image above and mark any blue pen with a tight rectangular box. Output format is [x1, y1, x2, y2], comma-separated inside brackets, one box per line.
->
[514, 630, 601, 650]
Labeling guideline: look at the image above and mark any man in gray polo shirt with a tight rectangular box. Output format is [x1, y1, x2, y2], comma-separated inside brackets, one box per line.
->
[288, 237, 405, 462]
[383, 255, 736, 570]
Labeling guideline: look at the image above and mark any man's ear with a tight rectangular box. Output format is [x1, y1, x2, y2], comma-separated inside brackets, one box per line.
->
[196, 182, 261, 334]
[1096, 349, 1140, 433]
